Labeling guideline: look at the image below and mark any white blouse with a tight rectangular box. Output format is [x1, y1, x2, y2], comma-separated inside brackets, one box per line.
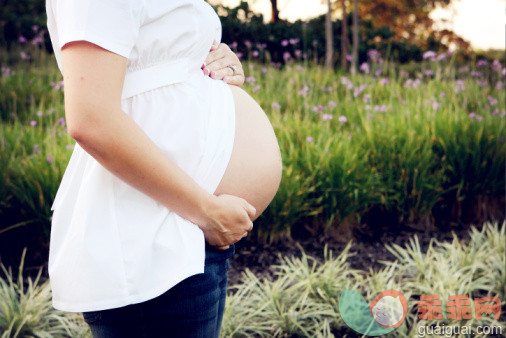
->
[45, 0, 236, 312]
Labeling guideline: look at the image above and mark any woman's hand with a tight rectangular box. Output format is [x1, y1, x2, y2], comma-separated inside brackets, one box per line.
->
[202, 40, 245, 87]
[201, 194, 256, 250]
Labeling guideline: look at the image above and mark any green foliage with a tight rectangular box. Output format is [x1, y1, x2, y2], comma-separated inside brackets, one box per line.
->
[221, 221, 505, 337]
[0, 222, 503, 337]
[0, 48, 504, 250]
[0, 248, 90, 337]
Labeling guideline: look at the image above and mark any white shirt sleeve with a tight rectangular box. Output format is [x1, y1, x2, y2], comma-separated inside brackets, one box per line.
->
[54, 0, 142, 58]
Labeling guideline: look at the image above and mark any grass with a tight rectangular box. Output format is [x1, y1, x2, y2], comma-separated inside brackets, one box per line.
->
[0, 47, 504, 245]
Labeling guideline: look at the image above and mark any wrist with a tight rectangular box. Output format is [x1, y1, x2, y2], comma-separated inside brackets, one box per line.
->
[192, 192, 216, 231]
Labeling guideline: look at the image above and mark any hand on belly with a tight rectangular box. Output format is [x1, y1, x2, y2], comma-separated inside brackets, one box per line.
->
[213, 84, 283, 223]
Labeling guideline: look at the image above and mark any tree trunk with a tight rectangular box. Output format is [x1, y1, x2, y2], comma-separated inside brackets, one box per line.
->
[325, 0, 334, 68]
[340, 0, 348, 70]
[350, 0, 359, 75]
[270, 0, 279, 23]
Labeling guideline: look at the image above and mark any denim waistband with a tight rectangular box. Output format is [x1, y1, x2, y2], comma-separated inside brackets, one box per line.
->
[204, 242, 235, 263]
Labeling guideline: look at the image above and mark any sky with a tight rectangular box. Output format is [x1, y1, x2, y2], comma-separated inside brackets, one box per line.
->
[210, 0, 505, 51]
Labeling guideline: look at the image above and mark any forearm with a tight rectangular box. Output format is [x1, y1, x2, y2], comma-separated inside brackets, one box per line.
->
[70, 107, 212, 229]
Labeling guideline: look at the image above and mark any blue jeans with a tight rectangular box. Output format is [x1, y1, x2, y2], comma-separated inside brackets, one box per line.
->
[82, 242, 235, 338]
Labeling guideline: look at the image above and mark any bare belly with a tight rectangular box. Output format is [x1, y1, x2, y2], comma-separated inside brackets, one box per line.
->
[213, 84, 282, 222]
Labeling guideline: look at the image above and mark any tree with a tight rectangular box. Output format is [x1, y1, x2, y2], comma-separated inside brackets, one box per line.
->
[270, 0, 280, 23]
[350, 0, 359, 74]
[325, 0, 334, 68]
[340, 0, 348, 70]
[356, 0, 453, 48]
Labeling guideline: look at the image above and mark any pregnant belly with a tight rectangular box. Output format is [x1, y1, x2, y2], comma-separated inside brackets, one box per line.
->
[213, 84, 282, 221]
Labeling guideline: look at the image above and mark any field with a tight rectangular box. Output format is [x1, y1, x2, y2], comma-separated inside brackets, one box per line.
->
[0, 46, 505, 337]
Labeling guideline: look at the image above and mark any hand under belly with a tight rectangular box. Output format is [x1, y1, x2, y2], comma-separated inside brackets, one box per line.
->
[213, 84, 282, 221]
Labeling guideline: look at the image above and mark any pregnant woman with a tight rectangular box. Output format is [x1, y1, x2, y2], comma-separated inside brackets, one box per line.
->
[45, 0, 282, 337]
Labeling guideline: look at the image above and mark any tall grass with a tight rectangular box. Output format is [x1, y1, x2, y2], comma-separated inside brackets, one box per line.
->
[0, 49, 504, 245]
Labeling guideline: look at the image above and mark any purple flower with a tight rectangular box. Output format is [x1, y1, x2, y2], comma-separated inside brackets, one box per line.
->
[424, 69, 434, 76]
[374, 69, 382, 77]
[306, 136, 314, 142]
[496, 81, 503, 90]
[476, 115, 483, 121]
[283, 51, 291, 62]
[487, 96, 498, 106]
[34, 145, 39, 154]
[261, 67, 268, 73]
[423, 51, 437, 60]
[58, 117, 66, 126]
[19, 36, 27, 43]
[328, 100, 336, 108]
[244, 40, 252, 48]
[230, 41, 238, 49]
[360, 62, 370, 74]
[294, 50, 301, 58]
[380, 78, 389, 85]
[492, 109, 499, 116]
[311, 105, 319, 112]
[492, 59, 502, 72]
[341, 76, 354, 89]
[374, 105, 387, 112]
[20, 51, 30, 60]
[245, 76, 255, 83]
[476, 59, 488, 68]
[31, 36, 43, 45]
[236, 52, 243, 59]
[346, 54, 352, 62]
[298, 85, 309, 97]
[469, 112, 476, 119]
[436, 52, 447, 61]
[338, 115, 348, 123]
[353, 84, 367, 97]
[362, 94, 371, 103]
[36, 111, 44, 117]
[432, 101, 439, 110]
[281, 39, 289, 47]
[30, 120, 37, 127]
[365, 105, 371, 111]
[289, 38, 300, 45]
[296, 65, 304, 72]
[252, 50, 259, 58]
[46, 156, 53, 164]
[252, 85, 260, 92]
[51, 81, 64, 90]
[271, 102, 281, 109]
[367, 49, 380, 63]
[32, 25, 39, 32]
[440, 92, 447, 98]
[322, 114, 333, 121]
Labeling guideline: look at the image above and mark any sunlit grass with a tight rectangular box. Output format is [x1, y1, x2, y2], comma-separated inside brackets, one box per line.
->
[0, 50, 504, 243]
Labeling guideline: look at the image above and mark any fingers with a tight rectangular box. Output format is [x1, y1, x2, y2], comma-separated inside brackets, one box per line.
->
[223, 74, 245, 87]
[243, 202, 257, 221]
[205, 42, 230, 66]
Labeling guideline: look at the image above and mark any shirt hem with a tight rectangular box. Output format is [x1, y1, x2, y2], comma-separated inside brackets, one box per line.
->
[51, 263, 205, 313]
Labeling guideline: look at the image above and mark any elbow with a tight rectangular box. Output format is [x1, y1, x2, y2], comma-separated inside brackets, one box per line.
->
[66, 111, 100, 146]
[67, 118, 89, 144]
